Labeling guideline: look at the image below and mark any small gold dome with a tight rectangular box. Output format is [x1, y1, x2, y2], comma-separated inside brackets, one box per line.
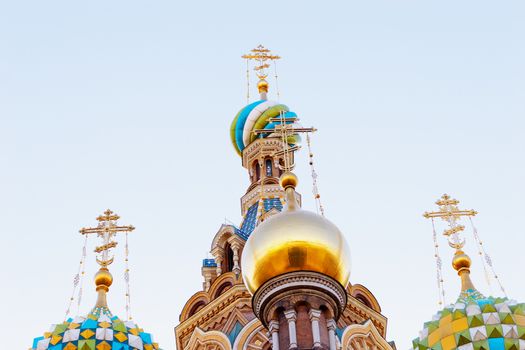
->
[452, 250, 471, 273]
[94, 268, 113, 291]
[257, 80, 269, 93]
[279, 171, 298, 189]
[241, 209, 351, 295]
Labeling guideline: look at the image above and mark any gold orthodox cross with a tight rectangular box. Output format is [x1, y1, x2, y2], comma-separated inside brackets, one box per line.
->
[79, 209, 135, 267]
[242, 45, 281, 80]
[423, 194, 477, 250]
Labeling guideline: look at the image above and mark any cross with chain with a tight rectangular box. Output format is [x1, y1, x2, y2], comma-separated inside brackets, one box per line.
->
[242, 45, 281, 81]
[423, 194, 477, 250]
[79, 209, 135, 267]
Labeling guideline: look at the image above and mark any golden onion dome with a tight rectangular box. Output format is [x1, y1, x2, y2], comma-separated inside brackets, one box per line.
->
[241, 172, 351, 295]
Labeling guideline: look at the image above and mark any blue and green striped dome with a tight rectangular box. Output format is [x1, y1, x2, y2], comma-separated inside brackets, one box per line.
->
[230, 100, 299, 156]
[412, 289, 525, 350]
[30, 306, 161, 350]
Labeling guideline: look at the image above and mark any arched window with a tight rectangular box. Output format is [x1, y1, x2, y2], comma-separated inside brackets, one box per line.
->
[224, 243, 235, 272]
[356, 294, 373, 308]
[214, 281, 233, 298]
[188, 301, 206, 317]
[265, 159, 273, 177]
[253, 161, 261, 181]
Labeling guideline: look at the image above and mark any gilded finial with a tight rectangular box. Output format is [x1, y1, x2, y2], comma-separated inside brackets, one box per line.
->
[242, 45, 280, 99]
[424, 194, 478, 291]
[94, 268, 113, 307]
[79, 209, 135, 308]
[280, 171, 299, 211]
[452, 250, 476, 291]
[279, 171, 298, 190]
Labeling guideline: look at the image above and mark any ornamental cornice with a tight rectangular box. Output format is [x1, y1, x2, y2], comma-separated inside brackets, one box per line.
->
[240, 185, 301, 216]
[252, 271, 347, 326]
[242, 138, 288, 168]
[241, 184, 282, 205]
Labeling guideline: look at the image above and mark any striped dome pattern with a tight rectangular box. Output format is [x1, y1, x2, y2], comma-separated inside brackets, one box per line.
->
[230, 100, 298, 156]
[30, 307, 161, 350]
[412, 289, 525, 350]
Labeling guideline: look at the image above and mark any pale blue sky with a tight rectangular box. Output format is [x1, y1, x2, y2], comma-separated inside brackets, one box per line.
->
[1, 1, 524, 349]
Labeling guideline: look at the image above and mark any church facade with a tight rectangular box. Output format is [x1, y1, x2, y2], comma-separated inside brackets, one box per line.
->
[29, 45, 524, 350]
[174, 46, 395, 350]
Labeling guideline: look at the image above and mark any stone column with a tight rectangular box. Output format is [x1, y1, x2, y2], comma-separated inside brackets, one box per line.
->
[231, 242, 241, 277]
[284, 310, 298, 350]
[327, 319, 337, 350]
[215, 257, 223, 276]
[201, 266, 215, 292]
[309, 309, 322, 349]
[268, 320, 280, 350]
[204, 276, 211, 292]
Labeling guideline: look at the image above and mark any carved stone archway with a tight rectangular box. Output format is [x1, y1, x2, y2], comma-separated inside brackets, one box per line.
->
[184, 328, 232, 350]
[232, 318, 269, 350]
[340, 320, 392, 350]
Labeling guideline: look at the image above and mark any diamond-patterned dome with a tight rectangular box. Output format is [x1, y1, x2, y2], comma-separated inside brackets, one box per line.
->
[412, 289, 525, 350]
[30, 307, 161, 350]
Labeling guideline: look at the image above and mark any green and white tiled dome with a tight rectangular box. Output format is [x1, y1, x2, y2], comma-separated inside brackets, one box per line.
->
[30, 306, 161, 350]
[30, 211, 161, 350]
[412, 289, 525, 350]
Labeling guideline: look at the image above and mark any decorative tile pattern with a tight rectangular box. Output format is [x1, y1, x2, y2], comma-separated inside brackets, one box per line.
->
[227, 321, 243, 345]
[31, 307, 161, 350]
[413, 289, 525, 350]
[263, 198, 283, 213]
[238, 202, 259, 239]
[202, 258, 217, 267]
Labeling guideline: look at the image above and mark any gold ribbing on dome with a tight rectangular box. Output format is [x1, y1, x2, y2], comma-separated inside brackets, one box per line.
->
[424, 194, 478, 291]
[242, 45, 280, 98]
[79, 209, 135, 307]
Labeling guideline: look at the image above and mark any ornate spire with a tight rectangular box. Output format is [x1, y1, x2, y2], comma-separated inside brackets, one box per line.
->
[79, 209, 135, 308]
[242, 45, 280, 100]
[424, 194, 478, 292]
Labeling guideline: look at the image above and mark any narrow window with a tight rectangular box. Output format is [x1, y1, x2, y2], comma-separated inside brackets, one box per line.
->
[265, 159, 273, 177]
[224, 243, 235, 272]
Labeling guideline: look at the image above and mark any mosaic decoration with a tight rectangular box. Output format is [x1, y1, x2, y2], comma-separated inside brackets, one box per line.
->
[202, 258, 217, 267]
[412, 289, 525, 350]
[232, 199, 284, 243]
[263, 198, 283, 213]
[31, 307, 161, 350]
[227, 321, 244, 345]
[239, 202, 259, 238]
